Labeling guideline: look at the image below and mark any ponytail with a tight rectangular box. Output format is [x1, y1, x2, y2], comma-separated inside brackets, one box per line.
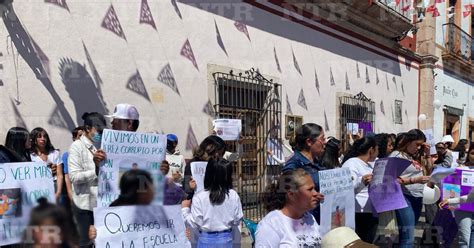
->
[342, 137, 377, 164]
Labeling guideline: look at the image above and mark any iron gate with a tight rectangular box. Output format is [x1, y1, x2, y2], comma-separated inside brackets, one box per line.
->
[339, 92, 376, 152]
[213, 68, 282, 221]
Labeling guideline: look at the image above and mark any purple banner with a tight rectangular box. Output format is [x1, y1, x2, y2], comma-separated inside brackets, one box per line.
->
[369, 157, 412, 213]
[357, 121, 373, 135]
[442, 168, 474, 212]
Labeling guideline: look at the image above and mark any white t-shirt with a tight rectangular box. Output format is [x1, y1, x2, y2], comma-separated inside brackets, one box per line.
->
[31, 150, 61, 165]
[255, 210, 322, 248]
[342, 157, 373, 213]
[182, 189, 243, 232]
[31, 150, 61, 181]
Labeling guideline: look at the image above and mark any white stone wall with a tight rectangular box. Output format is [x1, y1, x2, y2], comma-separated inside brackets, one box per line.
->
[0, 0, 420, 156]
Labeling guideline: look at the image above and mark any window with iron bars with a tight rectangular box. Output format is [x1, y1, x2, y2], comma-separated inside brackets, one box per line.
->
[395, 100, 403, 124]
[213, 68, 282, 221]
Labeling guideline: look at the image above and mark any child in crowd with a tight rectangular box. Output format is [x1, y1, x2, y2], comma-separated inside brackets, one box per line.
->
[181, 158, 243, 247]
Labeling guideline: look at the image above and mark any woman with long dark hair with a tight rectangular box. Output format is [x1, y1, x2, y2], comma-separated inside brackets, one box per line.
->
[181, 158, 242, 247]
[390, 129, 431, 247]
[374, 133, 393, 159]
[341, 137, 378, 243]
[30, 127, 63, 202]
[320, 137, 342, 169]
[88, 169, 155, 242]
[454, 139, 469, 165]
[5, 127, 31, 162]
[183, 135, 227, 199]
[255, 168, 324, 247]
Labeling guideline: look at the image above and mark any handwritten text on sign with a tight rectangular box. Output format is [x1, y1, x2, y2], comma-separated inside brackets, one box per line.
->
[94, 205, 190, 248]
[99, 129, 167, 207]
[0, 162, 55, 246]
[319, 168, 355, 236]
[190, 162, 207, 193]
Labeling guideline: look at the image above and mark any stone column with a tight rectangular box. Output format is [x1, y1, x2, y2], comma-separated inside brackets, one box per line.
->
[416, 0, 438, 130]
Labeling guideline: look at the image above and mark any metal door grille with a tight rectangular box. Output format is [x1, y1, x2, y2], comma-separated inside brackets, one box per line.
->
[213, 68, 282, 221]
[339, 92, 375, 152]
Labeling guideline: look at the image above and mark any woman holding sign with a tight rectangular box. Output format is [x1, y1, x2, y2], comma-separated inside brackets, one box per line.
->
[439, 144, 474, 248]
[255, 168, 324, 247]
[88, 169, 156, 242]
[341, 136, 378, 243]
[181, 158, 243, 248]
[390, 129, 431, 248]
[30, 127, 63, 202]
[68, 112, 107, 247]
[183, 135, 227, 200]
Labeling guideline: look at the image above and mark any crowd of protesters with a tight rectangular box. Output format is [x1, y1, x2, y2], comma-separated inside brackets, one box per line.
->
[1, 103, 472, 248]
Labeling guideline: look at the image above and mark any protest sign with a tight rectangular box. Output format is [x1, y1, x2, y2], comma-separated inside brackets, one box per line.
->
[368, 157, 411, 213]
[94, 205, 190, 248]
[319, 168, 355, 235]
[442, 168, 474, 212]
[346, 123, 359, 135]
[190, 162, 207, 193]
[451, 152, 460, 167]
[0, 162, 55, 246]
[422, 129, 435, 146]
[430, 167, 456, 184]
[212, 119, 242, 141]
[266, 138, 283, 166]
[100, 129, 167, 207]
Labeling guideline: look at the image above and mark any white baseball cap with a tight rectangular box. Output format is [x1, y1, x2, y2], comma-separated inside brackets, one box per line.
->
[105, 103, 139, 120]
[441, 135, 454, 144]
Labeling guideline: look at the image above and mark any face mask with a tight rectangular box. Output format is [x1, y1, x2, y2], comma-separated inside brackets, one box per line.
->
[92, 133, 102, 143]
[167, 143, 176, 152]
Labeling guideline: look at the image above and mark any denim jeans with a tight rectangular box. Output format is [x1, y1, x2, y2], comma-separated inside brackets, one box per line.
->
[395, 194, 423, 248]
[197, 231, 233, 248]
[455, 210, 474, 248]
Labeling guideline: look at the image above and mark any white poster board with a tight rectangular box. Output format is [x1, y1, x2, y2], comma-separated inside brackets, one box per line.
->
[318, 168, 355, 235]
[99, 129, 167, 207]
[190, 162, 207, 193]
[212, 119, 242, 141]
[422, 129, 435, 146]
[0, 162, 55, 246]
[94, 205, 190, 248]
[346, 123, 359, 135]
[452, 151, 460, 168]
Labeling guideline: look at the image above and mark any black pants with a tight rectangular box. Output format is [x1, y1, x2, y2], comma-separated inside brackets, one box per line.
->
[355, 212, 379, 244]
[72, 203, 94, 248]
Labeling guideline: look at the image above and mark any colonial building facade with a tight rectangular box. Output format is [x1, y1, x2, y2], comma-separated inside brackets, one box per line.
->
[0, 0, 422, 218]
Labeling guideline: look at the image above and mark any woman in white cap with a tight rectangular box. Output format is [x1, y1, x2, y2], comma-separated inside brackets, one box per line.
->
[341, 136, 378, 243]
[255, 168, 324, 247]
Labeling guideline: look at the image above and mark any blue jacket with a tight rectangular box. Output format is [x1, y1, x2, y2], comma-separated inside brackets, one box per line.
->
[283, 150, 326, 223]
[283, 151, 326, 191]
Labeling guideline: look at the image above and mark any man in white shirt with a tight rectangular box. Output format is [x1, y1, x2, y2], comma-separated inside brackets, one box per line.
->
[165, 134, 185, 185]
